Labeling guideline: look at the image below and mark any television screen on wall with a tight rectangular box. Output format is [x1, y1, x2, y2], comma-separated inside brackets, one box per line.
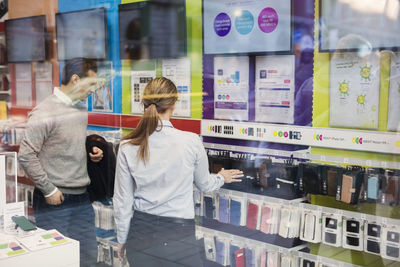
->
[203, 0, 293, 54]
[319, 0, 400, 52]
[56, 7, 107, 60]
[5, 15, 47, 63]
[118, 0, 186, 60]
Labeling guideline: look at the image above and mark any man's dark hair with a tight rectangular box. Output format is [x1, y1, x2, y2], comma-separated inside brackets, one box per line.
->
[61, 58, 98, 85]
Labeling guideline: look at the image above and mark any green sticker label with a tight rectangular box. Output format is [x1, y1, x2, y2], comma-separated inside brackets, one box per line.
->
[7, 250, 25, 256]
[50, 239, 67, 246]
[41, 234, 53, 239]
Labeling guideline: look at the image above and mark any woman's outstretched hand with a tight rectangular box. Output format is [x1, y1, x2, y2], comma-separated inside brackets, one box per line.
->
[218, 168, 244, 183]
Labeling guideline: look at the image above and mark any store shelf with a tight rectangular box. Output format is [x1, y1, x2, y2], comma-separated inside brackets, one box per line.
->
[201, 119, 400, 155]
[218, 187, 305, 204]
[196, 226, 362, 267]
[203, 142, 400, 170]
[294, 202, 400, 227]
[198, 217, 305, 249]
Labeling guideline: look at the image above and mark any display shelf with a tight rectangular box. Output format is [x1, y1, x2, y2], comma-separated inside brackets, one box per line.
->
[308, 243, 397, 267]
[196, 226, 362, 267]
[294, 202, 400, 227]
[217, 187, 305, 204]
[203, 142, 400, 170]
[196, 225, 306, 252]
[197, 217, 305, 249]
[201, 120, 400, 155]
[212, 186, 400, 226]
[291, 249, 365, 267]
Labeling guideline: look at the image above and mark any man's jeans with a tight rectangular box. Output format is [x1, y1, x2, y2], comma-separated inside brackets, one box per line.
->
[33, 188, 97, 266]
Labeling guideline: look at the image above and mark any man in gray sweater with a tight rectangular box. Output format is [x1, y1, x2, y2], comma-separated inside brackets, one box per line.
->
[19, 58, 103, 266]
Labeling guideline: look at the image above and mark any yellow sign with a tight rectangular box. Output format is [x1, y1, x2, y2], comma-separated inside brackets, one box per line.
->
[0, 101, 7, 120]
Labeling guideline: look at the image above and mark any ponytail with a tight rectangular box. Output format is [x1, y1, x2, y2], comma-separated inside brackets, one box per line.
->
[122, 77, 178, 164]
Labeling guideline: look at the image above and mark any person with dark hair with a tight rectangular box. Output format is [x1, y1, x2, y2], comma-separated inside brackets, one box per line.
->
[18, 58, 103, 266]
[113, 77, 243, 266]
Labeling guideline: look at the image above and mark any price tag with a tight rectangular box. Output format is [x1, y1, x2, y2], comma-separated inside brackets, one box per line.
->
[382, 161, 388, 168]
[321, 155, 326, 162]
[343, 158, 349, 164]
[366, 160, 372, 167]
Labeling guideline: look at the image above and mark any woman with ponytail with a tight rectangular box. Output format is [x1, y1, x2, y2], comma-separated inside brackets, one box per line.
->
[113, 77, 243, 265]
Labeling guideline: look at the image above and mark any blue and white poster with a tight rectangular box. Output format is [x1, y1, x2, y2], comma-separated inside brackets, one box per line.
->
[162, 58, 191, 118]
[214, 56, 249, 121]
[203, 0, 292, 54]
[255, 55, 295, 124]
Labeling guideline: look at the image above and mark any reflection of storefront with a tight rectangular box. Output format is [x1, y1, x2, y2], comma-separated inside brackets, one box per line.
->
[0, 0, 400, 266]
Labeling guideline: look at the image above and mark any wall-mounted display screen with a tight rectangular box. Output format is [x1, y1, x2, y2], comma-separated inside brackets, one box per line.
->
[203, 0, 292, 54]
[5, 15, 47, 63]
[56, 7, 107, 60]
[118, 0, 186, 60]
[319, 0, 400, 52]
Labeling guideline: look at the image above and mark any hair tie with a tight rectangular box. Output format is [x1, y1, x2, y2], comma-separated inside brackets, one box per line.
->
[145, 102, 158, 109]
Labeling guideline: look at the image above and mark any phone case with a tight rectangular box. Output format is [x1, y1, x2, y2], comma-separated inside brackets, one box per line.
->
[327, 169, 339, 196]
[218, 196, 229, 224]
[303, 214, 316, 241]
[204, 236, 216, 261]
[246, 202, 259, 230]
[387, 231, 400, 243]
[257, 159, 272, 188]
[260, 206, 272, 234]
[279, 208, 291, 238]
[215, 238, 226, 266]
[203, 196, 215, 219]
[386, 177, 399, 205]
[12, 216, 37, 231]
[325, 217, 338, 229]
[341, 174, 355, 204]
[234, 249, 245, 267]
[244, 248, 254, 267]
[366, 240, 380, 254]
[267, 251, 279, 267]
[343, 218, 363, 251]
[302, 259, 316, 267]
[367, 223, 381, 238]
[230, 199, 242, 226]
[367, 176, 379, 200]
[346, 220, 360, 234]
[229, 244, 240, 267]
[260, 252, 267, 267]
[281, 255, 292, 267]
[300, 163, 322, 195]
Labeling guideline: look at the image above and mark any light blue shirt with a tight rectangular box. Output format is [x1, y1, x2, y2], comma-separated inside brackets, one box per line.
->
[113, 120, 224, 243]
